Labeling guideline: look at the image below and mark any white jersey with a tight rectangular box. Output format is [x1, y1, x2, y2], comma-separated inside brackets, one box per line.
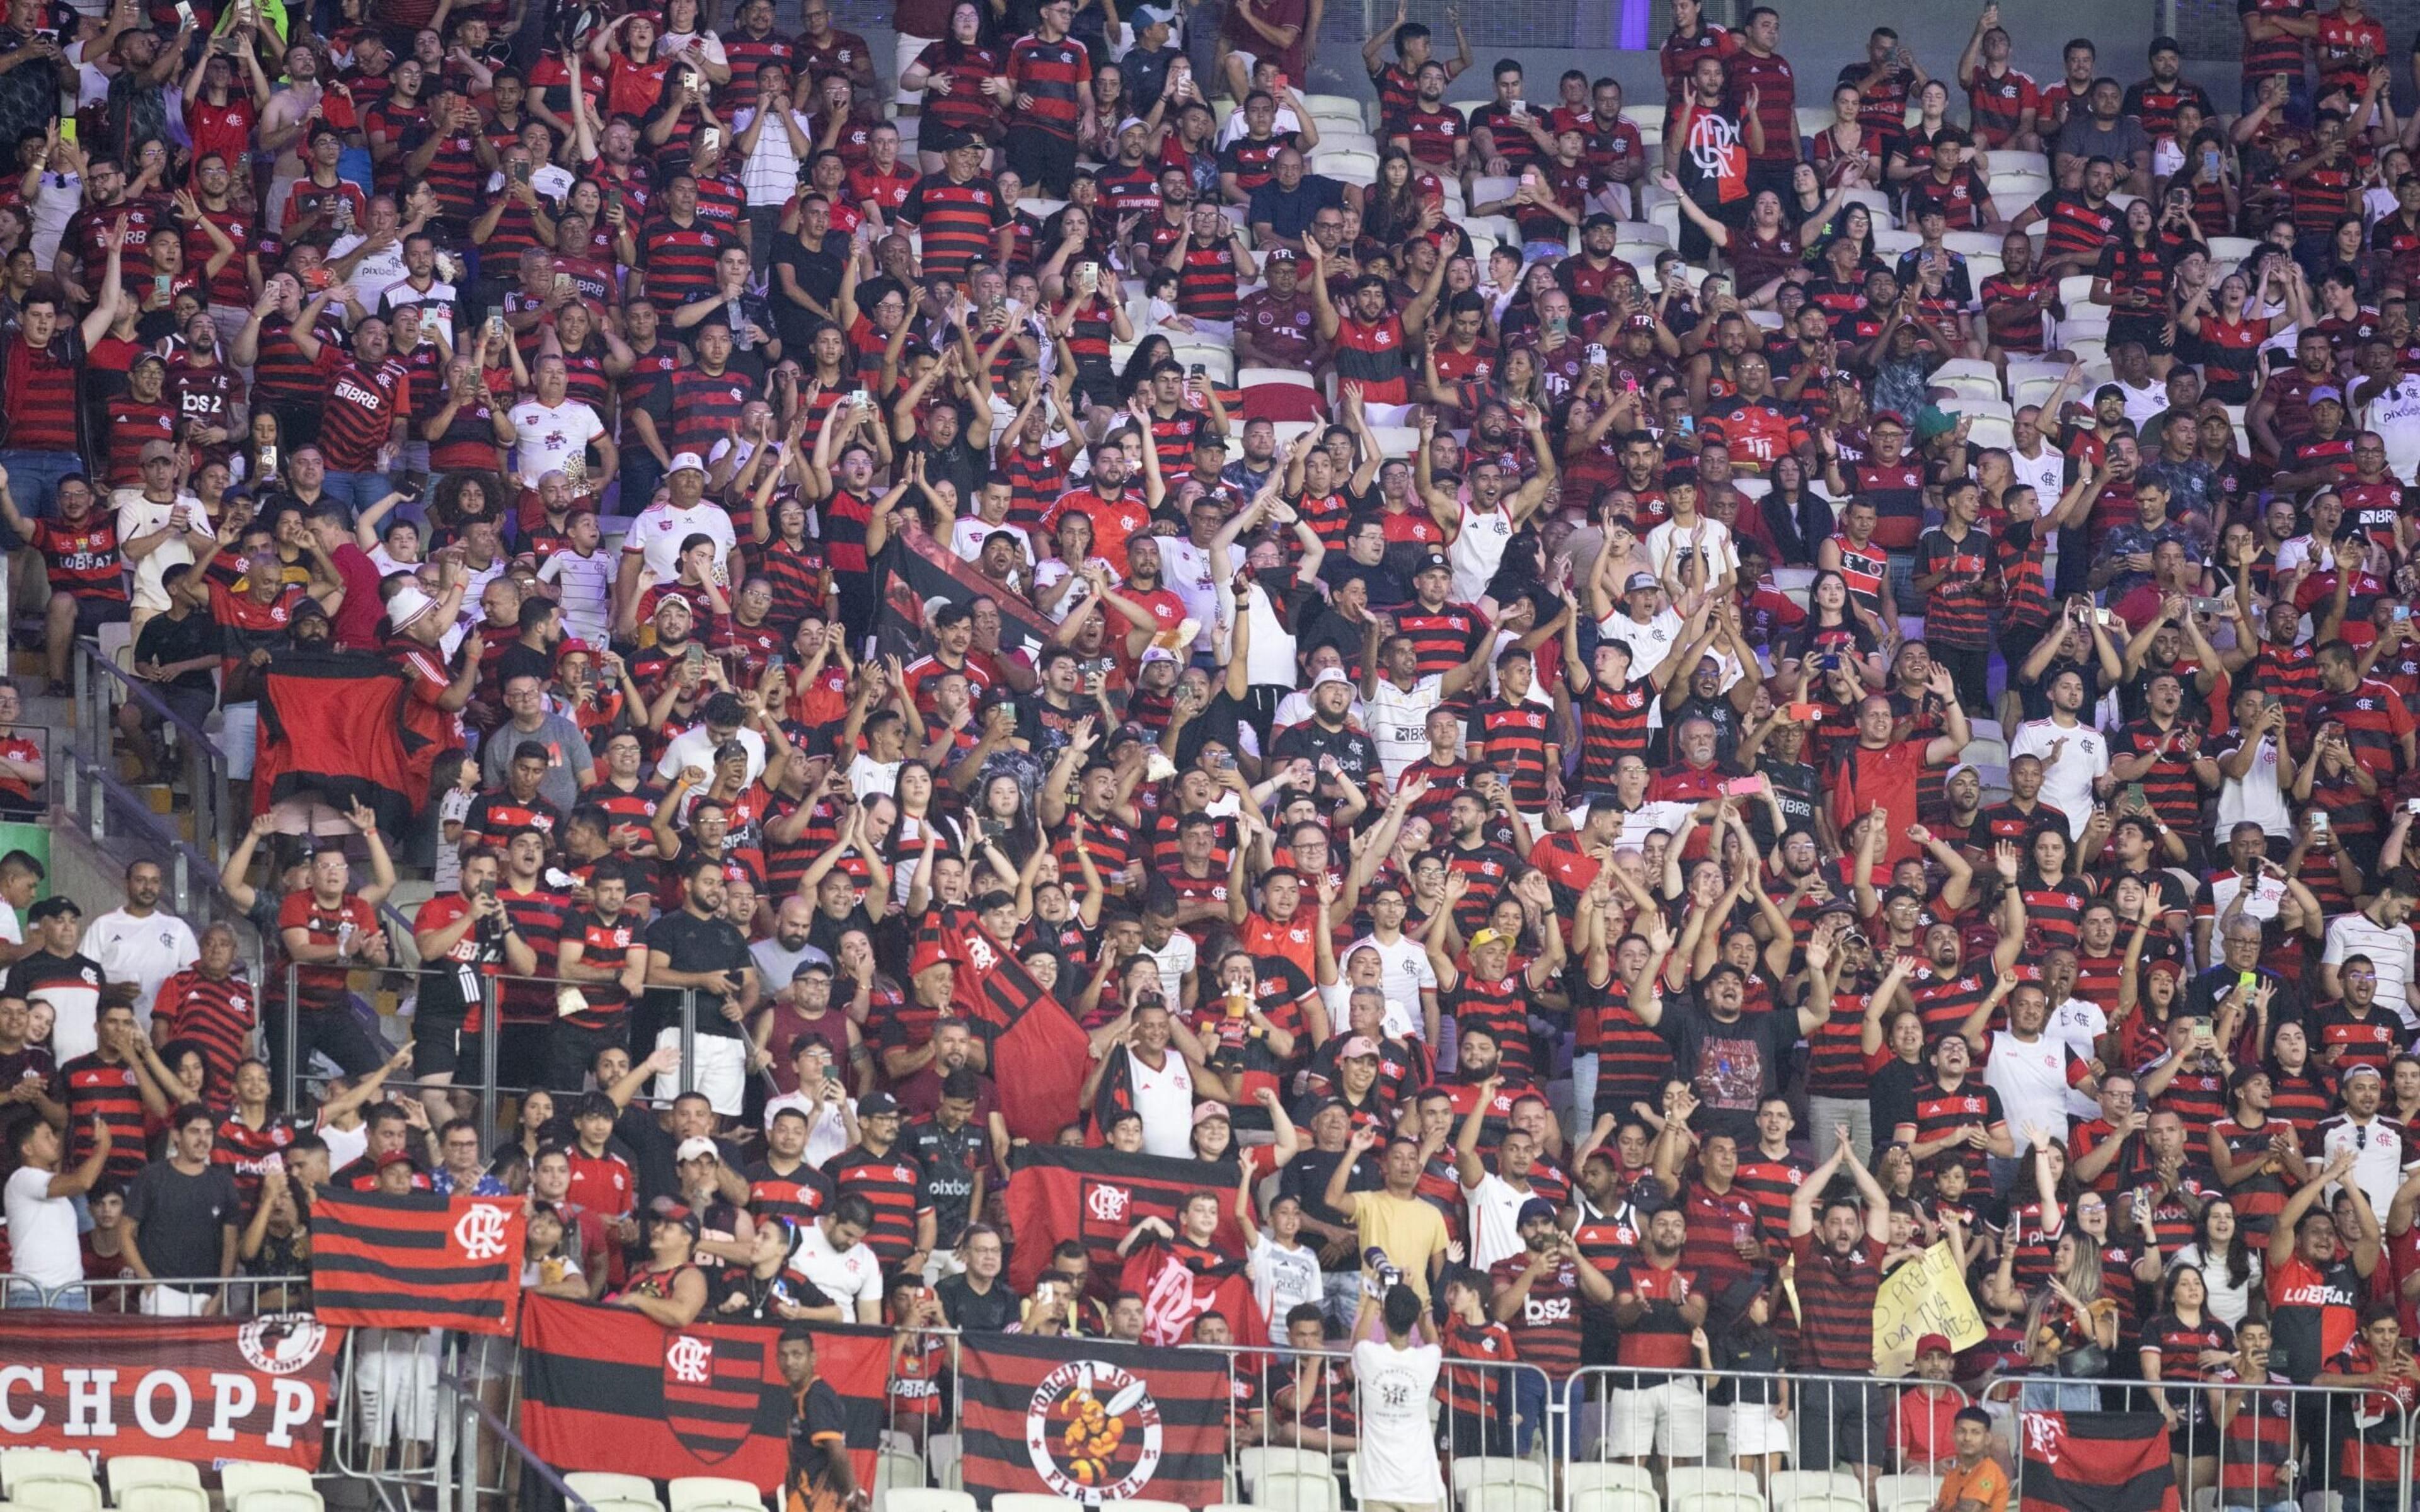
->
[2361, 374, 2420, 483]
[1126, 1046, 1196, 1157]
[622, 500, 738, 581]
[510, 399, 608, 490]
[1365, 674, 1445, 780]
[1449, 497, 1516, 601]
[537, 547, 614, 646]
[2007, 443, 2065, 507]
[2008, 717, 2108, 839]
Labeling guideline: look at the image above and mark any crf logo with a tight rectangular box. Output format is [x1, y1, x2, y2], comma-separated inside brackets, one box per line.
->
[666, 1334, 712, 1384]
[452, 1203, 512, 1261]
[1086, 1183, 1129, 1223]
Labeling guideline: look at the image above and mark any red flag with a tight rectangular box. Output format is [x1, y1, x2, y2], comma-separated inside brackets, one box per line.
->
[958, 926, 1090, 1143]
[2019, 1411, 2179, 1512]
[518, 1297, 889, 1491]
[253, 650, 428, 832]
[310, 1189, 526, 1335]
[1117, 1240, 1267, 1347]
[1003, 1144, 1247, 1294]
[957, 1334, 1231, 1508]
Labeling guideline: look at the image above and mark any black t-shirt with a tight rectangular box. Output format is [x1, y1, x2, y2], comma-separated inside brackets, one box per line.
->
[900, 1114, 984, 1246]
[1283, 1145, 1380, 1237]
[124, 1159, 241, 1281]
[1656, 994, 1803, 1138]
[133, 609, 222, 694]
[936, 1271, 1019, 1332]
[640, 908, 754, 1042]
[773, 229, 848, 347]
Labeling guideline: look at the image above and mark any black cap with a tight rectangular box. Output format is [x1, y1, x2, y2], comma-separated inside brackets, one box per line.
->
[26, 897, 80, 923]
[858, 1091, 902, 1118]
[1414, 551, 1451, 576]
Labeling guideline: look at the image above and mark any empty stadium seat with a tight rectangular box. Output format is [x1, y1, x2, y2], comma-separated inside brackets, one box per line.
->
[1870, 227, 1922, 258]
[1673, 1493, 1768, 1512]
[2056, 272, 2099, 308]
[1875, 1473, 1944, 1512]
[666, 1477, 764, 1512]
[12, 1482, 104, 1512]
[1990, 149, 2051, 176]
[1251, 1470, 1342, 1512]
[0, 1452, 93, 1498]
[876, 1445, 927, 1492]
[880, 1493, 976, 1512]
[103, 1460, 198, 1499]
[1573, 1490, 1662, 1512]
[1940, 230, 2007, 258]
[1241, 367, 1317, 391]
[1668, 1468, 1761, 1506]
[117, 1487, 211, 1512]
[1310, 149, 1378, 183]
[1450, 1458, 1548, 1499]
[2206, 235, 2259, 266]
[1931, 358, 2005, 401]
[1770, 1473, 1869, 1511]
[217, 1463, 320, 1512]
[563, 1472, 663, 1512]
[1238, 1448, 1332, 1490]
[991, 1497, 1085, 1512]
[1098, 1500, 1189, 1512]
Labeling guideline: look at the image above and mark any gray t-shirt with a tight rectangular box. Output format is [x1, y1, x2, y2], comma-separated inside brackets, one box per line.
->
[2054, 113, 2148, 169]
[124, 1159, 241, 1286]
[478, 711, 594, 813]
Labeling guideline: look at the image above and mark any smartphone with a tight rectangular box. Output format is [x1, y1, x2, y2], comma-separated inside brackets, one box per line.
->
[487, 311, 507, 341]
[2122, 781, 2147, 810]
[1812, 652, 1841, 672]
[303, 266, 331, 292]
[511, 159, 531, 183]
[2189, 596, 2224, 616]
[1783, 701, 1821, 721]
[1188, 362, 1205, 381]
[1720, 776, 1763, 798]
[1585, 343, 1607, 366]
[2192, 1023, 2216, 1050]
[57, 119, 76, 146]
[2397, 605, 2412, 623]
[1272, 71, 1288, 92]
[151, 273, 171, 299]
[764, 653, 785, 676]
[397, 470, 429, 500]
[173, 0, 193, 21]
[553, 273, 576, 299]
[684, 642, 707, 673]
[260, 444, 278, 476]
[608, 187, 624, 214]
[2312, 810, 2332, 836]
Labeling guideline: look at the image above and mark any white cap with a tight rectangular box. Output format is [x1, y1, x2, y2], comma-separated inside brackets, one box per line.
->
[676, 1136, 720, 1163]
[667, 452, 707, 475]
[1310, 667, 1352, 689]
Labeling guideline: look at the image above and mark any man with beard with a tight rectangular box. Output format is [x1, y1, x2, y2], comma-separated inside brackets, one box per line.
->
[1892, 1033, 2014, 1193]
[1270, 666, 1383, 798]
[287, 311, 411, 518]
[1489, 1196, 1615, 1455]
[1455, 1077, 1553, 1270]
[1607, 1205, 1709, 1464]
[549, 861, 647, 1096]
[1437, 1023, 1536, 1157]
[83, 860, 197, 1038]
[1785, 1127, 1894, 1486]
[1082, 998, 1227, 1159]
[1236, 248, 1320, 369]
[1631, 960, 1823, 1142]
[640, 854, 758, 1116]
[410, 849, 537, 1123]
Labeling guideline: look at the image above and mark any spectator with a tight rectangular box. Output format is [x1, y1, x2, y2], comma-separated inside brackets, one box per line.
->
[3, 1113, 112, 1309]
[121, 1102, 242, 1315]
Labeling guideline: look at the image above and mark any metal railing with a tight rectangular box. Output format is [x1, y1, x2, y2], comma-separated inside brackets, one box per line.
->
[2, 1273, 306, 1314]
[66, 635, 239, 867]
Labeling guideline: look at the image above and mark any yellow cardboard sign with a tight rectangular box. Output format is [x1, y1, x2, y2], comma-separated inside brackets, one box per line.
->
[1870, 1240, 1986, 1378]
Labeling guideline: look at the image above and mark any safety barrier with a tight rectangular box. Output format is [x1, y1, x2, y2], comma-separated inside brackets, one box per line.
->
[67, 636, 239, 869]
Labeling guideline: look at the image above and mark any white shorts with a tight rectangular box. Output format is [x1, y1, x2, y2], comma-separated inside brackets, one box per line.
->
[654, 1028, 747, 1116]
[354, 1327, 442, 1446]
[141, 1285, 214, 1317]
[1607, 1379, 1707, 1460]
[221, 701, 258, 779]
[1725, 1399, 1794, 1458]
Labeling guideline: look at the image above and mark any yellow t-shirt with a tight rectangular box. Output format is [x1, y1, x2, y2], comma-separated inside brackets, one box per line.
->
[1936, 1457, 2010, 1512]
[1349, 1190, 1451, 1302]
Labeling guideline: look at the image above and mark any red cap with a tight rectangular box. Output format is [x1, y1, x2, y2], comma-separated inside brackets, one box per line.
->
[1915, 1334, 1954, 1357]
[909, 941, 960, 978]
[556, 638, 596, 664]
[375, 1150, 415, 1171]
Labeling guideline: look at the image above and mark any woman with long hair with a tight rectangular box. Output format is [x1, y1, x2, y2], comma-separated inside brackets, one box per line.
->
[2172, 1196, 2261, 1326]
[2012, 1230, 2118, 1410]
[2140, 1264, 2231, 1499]
[2094, 197, 2183, 375]
[2177, 268, 2300, 405]
[1775, 569, 1886, 697]
[900, 2, 1006, 171]
[1361, 148, 1439, 247]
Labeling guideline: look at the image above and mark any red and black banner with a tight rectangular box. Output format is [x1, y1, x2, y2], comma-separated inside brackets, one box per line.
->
[311, 1189, 526, 1336]
[1117, 1242, 1267, 1348]
[2020, 1411, 2180, 1512]
[955, 927, 1092, 1145]
[873, 520, 1056, 666]
[253, 650, 429, 832]
[959, 1334, 1231, 1508]
[0, 1312, 340, 1467]
[517, 1297, 888, 1491]
[1003, 1144, 1245, 1294]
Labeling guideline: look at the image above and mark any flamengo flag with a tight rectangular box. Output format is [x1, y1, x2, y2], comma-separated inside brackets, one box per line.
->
[253, 649, 428, 833]
[2019, 1411, 2180, 1512]
[959, 1333, 1231, 1508]
[311, 1189, 526, 1335]
[1117, 1241, 1267, 1349]
[872, 518, 1056, 665]
[1003, 1145, 1247, 1294]
[957, 925, 1092, 1144]
[0, 1312, 340, 1467]
[518, 1296, 889, 1491]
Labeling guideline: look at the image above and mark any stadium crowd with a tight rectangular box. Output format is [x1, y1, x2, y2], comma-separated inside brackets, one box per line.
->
[16, 0, 2420, 1501]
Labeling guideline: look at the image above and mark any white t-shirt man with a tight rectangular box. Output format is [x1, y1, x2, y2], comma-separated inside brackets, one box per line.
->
[2361, 372, 2420, 483]
[1460, 1171, 1538, 1272]
[4, 1164, 83, 1290]
[1248, 1230, 1322, 1345]
[623, 497, 739, 581]
[1645, 515, 1739, 590]
[2008, 717, 2109, 839]
[2325, 912, 2420, 1029]
[785, 1217, 886, 1322]
[538, 547, 615, 646]
[1981, 1029, 2076, 1143]
[509, 399, 609, 490]
[1366, 674, 1446, 781]
[1349, 1338, 1447, 1506]
[762, 1088, 857, 1169]
[657, 723, 769, 788]
[1330, 936, 1434, 1041]
[114, 491, 207, 613]
[1137, 932, 1197, 1009]
[83, 907, 199, 1031]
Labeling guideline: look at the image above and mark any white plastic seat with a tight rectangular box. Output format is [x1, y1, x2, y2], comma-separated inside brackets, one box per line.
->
[1966, 414, 2015, 449]
[1366, 423, 1420, 459]
[1839, 186, 1896, 226]
[228, 1493, 323, 1512]
[1614, 219, 1671, 246]
[1309, 148, 1378, 183]
[106, 1460, 199, 1498]
[1299, 92, 1360, 120]
[1098, 1501, 1190, 1512]
[2060, 307, 2111, 342]
[1310, 129, 1377, 157]
[1572, 1491, 1662, 1512]
[1471, 174, 1521, 207]
[1239, 1450, 1334, 1489]
[1771, 1470, 1877, 1509]
[1939, 395, 2014, 422]
[1451, 1458, 1549, 1498]
[1876, 1474, 1942, 1512]
[1988, 171, 2050, 203]
[666, 1478, 765, 1512]
[1870, 227, 1922, 258]
[1462, 1486, 1551, 1512]
[218, 1464, 318, 1510]
[1612, 240, 1671, 270]
[1964, 251, 2005, 286]
[2208, 234, 2260, 266]
[2106, 191, 2142, 215]
[1668, 1469, 1761, 1506]
[876, 1446, 926, 1491]
[2065, 337, 2109, 370]
[1991, 149, 2050, 176]
[1931, 357, 2005, 400]
[1461, 214, 1521, 251]
[12, 1482, 103, 1512]
[1673, 1494, 1768, 1512]
[1940, 229, 2006, 258]
[116, 1487, 210, 1512]
[1250, 1472, 1341, 1512]
[1267, 420, 1322, 450]
[882, 1496, 976, 1512]
[993, 1498, 1084, 1512]
[2057, 272, 2099, 307]
[0, 1453, 93, 1498]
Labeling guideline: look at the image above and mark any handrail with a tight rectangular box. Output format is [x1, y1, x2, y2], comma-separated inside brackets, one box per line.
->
[439, 1371, 594, 1512]
[71, 636, 237, 866]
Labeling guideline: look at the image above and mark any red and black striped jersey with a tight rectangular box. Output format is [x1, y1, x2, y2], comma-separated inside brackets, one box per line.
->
[743, 1157, 834, 1227]
[153, 969, 255, 1099]
[31, 517, 127, 604]
[63, 1053, 154, 1183]
[1006, 33, 1089, 139]
[212, 1112, 294, 1206]
[824, 1143, 932, 1267]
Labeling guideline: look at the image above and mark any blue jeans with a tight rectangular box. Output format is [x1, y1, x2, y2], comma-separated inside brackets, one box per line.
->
[6, 1280, 87, 1310]
[322, 467, 393, 520]
[0, 449, 87, 537]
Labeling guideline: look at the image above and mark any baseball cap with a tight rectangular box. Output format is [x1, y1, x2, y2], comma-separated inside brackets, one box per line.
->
[388, 582, 437, 632]
[2310, 386, 2346, 408]
[1117, 115, 1148, 136]
[667, 451, 707, 474]
[26, 898, 79, 923]
[1468, 927, 1508, 950]
[1141, 645, 1180, 666]
[555, 638, 596, 664]
[1516, 1197, 1560, 1227]
[676, 1136, 720, 1164]
[1263, 246, 1298, 263]
[1341, 1036, 1381, 1060]
[1192, 1101, 1231, 1125]
[1310, 666, 1352, 689]
[2346, 1062, 2384, 1081]
[2146, 958, 2185, 982]
[858, 1091, 902, 1118]
[375, 1149, 417, 1171]
[909, 940, 959, 977]
[1131, 3, 1175, 26]
[140, 438, 177, 462]
[1916, 1333, 1955, 1357]
[1624, 571, 1661, 593]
